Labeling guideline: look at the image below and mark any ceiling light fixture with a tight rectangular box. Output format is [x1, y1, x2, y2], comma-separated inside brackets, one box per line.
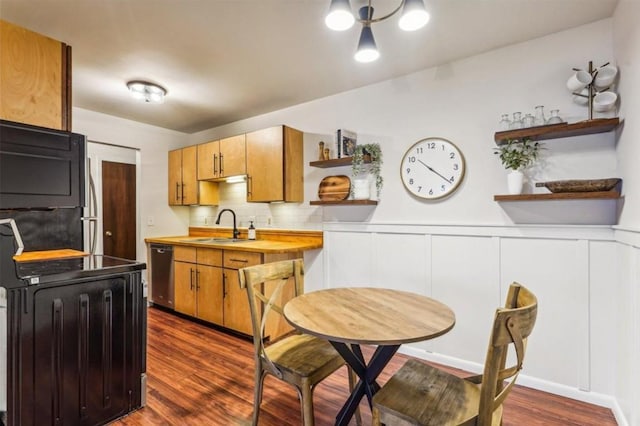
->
[126, 81, 167, 104]
[325, 0, 430, 63]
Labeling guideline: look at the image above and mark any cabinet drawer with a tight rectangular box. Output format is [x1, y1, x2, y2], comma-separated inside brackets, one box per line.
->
[197, 248, 222, 266]
[174, 246, 196, 263]
[223, 250, 262, 269]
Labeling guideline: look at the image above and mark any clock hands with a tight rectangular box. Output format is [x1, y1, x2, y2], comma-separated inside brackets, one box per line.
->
[417, 159, 451, 185]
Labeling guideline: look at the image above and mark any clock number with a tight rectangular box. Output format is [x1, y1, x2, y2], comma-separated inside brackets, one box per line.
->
[427, 142, 436, 149]
[429, 188, 433, 195]
[441, 184, 446, 191]
[406, 167, 411, 174]
[416, 147, 423, 154]
[450, 152, 456, 159]
[408, 156, 416, 163]
[453, 163, 459, 170]
[449, 176, 455, 183]
[409, 178, 414, 185]
[418, 186, 422, 192]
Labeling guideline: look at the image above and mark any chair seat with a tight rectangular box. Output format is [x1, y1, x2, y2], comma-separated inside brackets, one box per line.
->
[265, 334, 345, 378]
[373, 359, 502, 426]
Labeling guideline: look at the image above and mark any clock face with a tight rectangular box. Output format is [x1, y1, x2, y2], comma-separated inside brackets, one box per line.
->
[400, 138, 466, 200]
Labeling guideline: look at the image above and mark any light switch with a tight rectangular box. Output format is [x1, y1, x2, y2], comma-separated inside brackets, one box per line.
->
[147, 216, 155, 226]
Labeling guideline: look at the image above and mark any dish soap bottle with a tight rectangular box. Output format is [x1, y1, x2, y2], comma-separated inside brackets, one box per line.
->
[248, 221, 256, 240]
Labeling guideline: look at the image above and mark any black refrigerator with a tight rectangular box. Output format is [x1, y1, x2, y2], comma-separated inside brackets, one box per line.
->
[0, 120, 147, 426]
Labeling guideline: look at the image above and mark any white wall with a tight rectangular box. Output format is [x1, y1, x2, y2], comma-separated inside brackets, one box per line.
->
[612, 2, 640, 424]
[613, 0, 640, 230]
[72, 108, 190, 266]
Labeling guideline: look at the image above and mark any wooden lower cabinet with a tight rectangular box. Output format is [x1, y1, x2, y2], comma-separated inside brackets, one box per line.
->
[174, 247, 223, 324]
[222, 267, 253, 335]
[173, 245, 299, 338]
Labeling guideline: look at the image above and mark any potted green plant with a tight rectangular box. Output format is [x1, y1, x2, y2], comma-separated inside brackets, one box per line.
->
[493, 138, 543, 194]
[352, 143, 383, 199]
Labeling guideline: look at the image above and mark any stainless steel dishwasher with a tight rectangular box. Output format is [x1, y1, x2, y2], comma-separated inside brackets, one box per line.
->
[150, 244, 174, 309]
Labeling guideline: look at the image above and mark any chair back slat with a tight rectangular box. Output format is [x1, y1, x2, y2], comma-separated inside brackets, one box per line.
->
[238, 259, 304, 378]
[477, 282, 538, 426]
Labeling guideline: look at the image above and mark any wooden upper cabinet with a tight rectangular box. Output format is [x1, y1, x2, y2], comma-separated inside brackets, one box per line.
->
[181, 145, 198, 205]
[197, 140, 219, 180]
[168, 149, 183, 205]
[197, 134, 246, 180]
[169, 146, 218, 206]
[220, 134, 246, 178]
[246, 125, 303, 202]
[0, 20, 71, 130]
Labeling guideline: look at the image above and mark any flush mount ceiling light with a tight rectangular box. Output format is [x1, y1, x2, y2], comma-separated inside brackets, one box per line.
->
[126, 81, 167, 104]
[325, 0, 430, 63]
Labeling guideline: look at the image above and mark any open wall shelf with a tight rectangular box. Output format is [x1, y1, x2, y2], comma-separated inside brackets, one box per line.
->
[494, 191, 620, 202]
[310, 199, 378, 206]
[494, 118, 620, 145]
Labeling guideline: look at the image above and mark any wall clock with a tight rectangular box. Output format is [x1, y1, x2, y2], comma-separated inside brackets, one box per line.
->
[400, 137, 466, 200]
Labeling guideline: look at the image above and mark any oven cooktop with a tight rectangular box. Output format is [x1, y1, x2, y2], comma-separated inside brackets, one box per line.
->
[15, 254, 145, 285]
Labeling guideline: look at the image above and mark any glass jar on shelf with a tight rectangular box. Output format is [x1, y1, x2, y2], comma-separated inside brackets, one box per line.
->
[534, 105, 546, 126]
[522, 113, 535, 128]
[509, 112, 523, 129]
[546, 109, 563, 124]
[498, 114, 511, 131]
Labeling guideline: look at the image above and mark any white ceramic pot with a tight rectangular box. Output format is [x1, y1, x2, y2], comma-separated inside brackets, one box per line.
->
[352, 178, 371, 200]
[507, 170, 524, 195]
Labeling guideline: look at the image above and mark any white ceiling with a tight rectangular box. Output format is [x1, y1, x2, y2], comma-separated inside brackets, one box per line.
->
[0, 0, 618, 134]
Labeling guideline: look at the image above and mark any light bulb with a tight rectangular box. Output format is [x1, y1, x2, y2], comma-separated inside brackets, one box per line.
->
[354, 26, 379, 63]
[325, 0, 355, 31]
[398, 0, 430, 31]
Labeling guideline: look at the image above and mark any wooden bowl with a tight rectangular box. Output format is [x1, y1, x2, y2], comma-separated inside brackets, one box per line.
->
[535, 178, 621, 193]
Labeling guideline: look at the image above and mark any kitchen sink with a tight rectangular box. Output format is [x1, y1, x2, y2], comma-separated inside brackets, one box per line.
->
[179, 237, 245, 244]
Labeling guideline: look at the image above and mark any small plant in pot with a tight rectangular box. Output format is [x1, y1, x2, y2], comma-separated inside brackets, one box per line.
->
[493, 138, 543, 194]
[352, 143, 383, 199]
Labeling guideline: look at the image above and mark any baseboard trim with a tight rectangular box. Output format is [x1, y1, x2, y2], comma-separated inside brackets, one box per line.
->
[399, 346, 627, 425]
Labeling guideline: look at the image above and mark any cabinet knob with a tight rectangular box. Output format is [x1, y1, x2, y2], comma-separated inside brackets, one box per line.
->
[105, 230, 113, 237]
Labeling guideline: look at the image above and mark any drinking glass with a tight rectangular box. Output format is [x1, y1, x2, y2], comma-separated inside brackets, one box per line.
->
[509, 112, 523, 129]
[534, 105, 546, 126]
[546, 109, 563, 124]
[522, 113, 534, 128]
[499, 114, 511, 131]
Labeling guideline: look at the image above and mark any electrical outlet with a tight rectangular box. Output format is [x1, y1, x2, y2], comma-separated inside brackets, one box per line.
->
[147, 216, 155, 226]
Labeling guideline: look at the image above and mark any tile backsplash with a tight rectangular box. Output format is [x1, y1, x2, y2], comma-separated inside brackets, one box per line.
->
[189, 181, 322, 230]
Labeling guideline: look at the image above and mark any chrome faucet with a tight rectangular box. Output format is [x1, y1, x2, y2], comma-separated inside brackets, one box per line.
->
[215, 209, 240, 239]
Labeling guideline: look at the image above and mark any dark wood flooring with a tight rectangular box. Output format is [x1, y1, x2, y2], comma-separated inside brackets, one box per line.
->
[109, 307, 618, 425]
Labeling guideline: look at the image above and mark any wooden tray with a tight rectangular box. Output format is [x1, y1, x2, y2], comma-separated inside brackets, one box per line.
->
[535, 178, 621, 193]
[14, 249, 89, 262]
[318, 175, 351, 201]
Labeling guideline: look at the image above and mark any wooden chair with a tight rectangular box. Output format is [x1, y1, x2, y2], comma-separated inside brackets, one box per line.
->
[372, 282, 538, 426]
[238, 259, 354, 426]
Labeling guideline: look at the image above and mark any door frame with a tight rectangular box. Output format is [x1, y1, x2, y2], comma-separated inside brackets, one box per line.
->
[86, 141, 141, 259]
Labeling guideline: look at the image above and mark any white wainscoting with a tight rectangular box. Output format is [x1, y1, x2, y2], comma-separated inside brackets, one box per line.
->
[321, 222, 639, 424]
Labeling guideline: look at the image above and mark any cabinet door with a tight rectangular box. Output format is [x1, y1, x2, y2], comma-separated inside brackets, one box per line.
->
[197, 140, 219, 180]
[223, 270, 253, 335]
[0, 20, 69, 130]
[219, 134, 246, 178]
[174, 261, 196, 316]
[196, 265, 224, 325]
[168, 149, 183, 205]
[246, 126, 284, 202]
[181, 146, 198, 205]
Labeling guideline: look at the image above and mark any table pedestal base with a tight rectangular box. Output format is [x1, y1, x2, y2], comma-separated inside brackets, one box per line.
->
[330, 342, 400, 426]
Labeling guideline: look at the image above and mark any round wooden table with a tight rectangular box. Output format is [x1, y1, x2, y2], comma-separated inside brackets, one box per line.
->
[283, 287, 456, 426]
